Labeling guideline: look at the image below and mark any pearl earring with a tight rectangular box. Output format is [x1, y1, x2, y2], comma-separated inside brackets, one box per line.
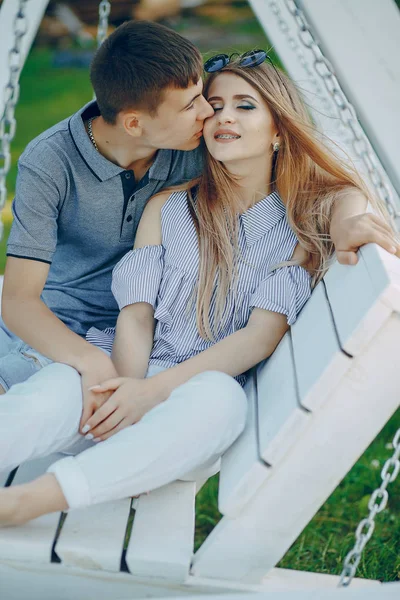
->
[273, 142, 280, 152]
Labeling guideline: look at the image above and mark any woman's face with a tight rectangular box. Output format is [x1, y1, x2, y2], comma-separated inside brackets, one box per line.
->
[203, 72, 278, 166]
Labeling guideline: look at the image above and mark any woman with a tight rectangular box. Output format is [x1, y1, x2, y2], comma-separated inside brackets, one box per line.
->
[0, 52, 392, 524]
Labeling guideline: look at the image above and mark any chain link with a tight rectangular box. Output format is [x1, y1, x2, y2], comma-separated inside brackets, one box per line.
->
[268, 0, 341, 136]
[96, 0, 111, 48]
[338, 428, 400, 587]
[269, 0, 400, 225]
[0, 0, 29, 241]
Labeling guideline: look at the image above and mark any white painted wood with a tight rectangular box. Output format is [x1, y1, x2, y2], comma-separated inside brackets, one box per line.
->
[192, 313, 400, 582]
[324, 245, 400, 355]
[0, 454, 65, 564]
[0, 0, 50, 118]
[126, 481, 196, 581]
[55, 499, 131, 572]
[291, 281, 352, 411]
[0, 558, 387, 600]
[256, 334, 310, 465]
[0, 513, 59, 565]
[0, 563, 251, 600]
[218, 372, 271, 518]
[302, 0, 400, 196]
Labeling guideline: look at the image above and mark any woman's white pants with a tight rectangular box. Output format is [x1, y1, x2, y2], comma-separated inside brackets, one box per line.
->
[0, 363, 247, 509]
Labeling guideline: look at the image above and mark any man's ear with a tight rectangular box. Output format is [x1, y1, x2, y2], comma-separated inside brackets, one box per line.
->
[121, 112, 143, 138]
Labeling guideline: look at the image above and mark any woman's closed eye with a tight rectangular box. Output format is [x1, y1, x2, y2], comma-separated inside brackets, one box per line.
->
[210, 103, 256, 112]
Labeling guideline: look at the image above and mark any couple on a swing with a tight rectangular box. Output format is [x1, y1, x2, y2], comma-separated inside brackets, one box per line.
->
[0, 21, 396, 524]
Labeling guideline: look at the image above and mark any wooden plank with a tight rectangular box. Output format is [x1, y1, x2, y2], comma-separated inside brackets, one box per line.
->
[191, 313, 400, 582]
[126, 481, 196, 582]
[55, 499, 131, 573]
[218, 372, 270, 518]
[291, 282, 352, 412]
[257, 335, 310, 465]
[302, 0, 400, 195]
[0, 454, 64, 564]
[323, 245, 393, 355]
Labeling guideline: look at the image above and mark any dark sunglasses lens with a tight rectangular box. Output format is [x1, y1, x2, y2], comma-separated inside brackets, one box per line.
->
[240, 50, 267, 68]
[204, 54, 229, 73]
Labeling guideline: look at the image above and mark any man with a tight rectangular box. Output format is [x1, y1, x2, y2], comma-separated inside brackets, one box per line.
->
[0, 20, 397, 454]
[0, 20, 212, 423]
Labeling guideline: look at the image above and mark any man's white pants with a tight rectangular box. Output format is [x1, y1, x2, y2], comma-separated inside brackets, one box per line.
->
[0, 363, 247, 509]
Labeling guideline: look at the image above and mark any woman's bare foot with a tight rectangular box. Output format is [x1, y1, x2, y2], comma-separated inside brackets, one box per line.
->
[0, 474, 68, 527]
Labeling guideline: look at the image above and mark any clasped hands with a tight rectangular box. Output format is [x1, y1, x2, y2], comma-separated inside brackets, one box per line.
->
[80, 375, 162, 442]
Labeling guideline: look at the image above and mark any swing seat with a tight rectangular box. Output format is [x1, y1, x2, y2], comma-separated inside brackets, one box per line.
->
[1, 243, 400, 600]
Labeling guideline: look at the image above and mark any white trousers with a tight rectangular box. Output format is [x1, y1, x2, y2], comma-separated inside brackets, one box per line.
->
[0, 363, 247, 509]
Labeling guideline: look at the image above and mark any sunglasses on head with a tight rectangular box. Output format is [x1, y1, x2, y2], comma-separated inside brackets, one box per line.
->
[203, 49, 274, 73]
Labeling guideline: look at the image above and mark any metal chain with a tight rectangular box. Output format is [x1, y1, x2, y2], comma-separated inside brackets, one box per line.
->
[338, 429, 400, 587]
[271, 0, 400, 224]
[268, 0, 348, 142]
[0, 0, 29, 241]
[97, 0, 111, 48]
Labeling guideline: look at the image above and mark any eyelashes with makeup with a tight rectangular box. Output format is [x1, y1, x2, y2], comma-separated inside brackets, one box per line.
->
[211, 105, 256, 112]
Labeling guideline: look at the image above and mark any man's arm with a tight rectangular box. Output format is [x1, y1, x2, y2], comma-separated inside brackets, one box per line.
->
[2, 257, 111, 372]
[2, 257, 118, 430]
[3, 154, 118, 428]
[329, 189, 399, 264]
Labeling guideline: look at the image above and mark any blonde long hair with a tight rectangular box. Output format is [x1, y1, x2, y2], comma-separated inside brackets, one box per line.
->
[192, 61, 385, 340]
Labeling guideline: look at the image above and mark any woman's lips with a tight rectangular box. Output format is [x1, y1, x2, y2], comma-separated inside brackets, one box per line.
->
[214, 129, 241, 143]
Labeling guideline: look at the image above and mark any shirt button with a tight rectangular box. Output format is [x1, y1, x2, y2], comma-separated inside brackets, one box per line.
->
[125, 172, 132, 179]
[126, 215, 133, 222]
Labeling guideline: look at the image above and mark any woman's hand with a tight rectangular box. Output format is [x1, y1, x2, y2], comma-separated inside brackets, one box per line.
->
[330, 213, 400, 265]
[81, 377, 163, 441]
[79, 353, 119, 434]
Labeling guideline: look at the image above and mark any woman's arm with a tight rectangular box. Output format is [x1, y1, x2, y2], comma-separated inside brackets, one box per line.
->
[111, 303, 155, 378]
[149, 308, 288, 402]
[109, 191, 169, 378]
[329, 189, 399, 264]
[83, 307, 289, 440]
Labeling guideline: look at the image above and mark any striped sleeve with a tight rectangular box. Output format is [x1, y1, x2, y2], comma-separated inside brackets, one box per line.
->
[249, 265, 311, 325]
[111, 245, 164, 310]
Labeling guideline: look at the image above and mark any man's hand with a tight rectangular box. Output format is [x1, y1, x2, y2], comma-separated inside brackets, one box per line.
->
[330, 213, 400, 265]
[81, 376, 163, 441]
[79, 353, 119, 434]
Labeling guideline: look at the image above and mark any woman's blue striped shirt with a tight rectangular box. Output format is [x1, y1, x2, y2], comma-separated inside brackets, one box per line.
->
[86, 190, 311, 385]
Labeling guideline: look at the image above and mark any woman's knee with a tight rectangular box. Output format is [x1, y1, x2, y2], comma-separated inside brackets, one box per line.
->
[187, 370, 248, 424]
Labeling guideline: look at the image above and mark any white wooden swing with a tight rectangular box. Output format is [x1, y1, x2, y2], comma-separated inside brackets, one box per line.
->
[0, 1, 400, 599]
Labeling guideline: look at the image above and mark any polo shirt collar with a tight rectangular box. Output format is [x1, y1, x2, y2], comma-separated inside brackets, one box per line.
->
[69, 101, 173, 183]
[241, 190, 286, 246]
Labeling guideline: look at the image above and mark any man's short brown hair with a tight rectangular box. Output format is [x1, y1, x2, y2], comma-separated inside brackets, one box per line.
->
[90, 20, 203, 123]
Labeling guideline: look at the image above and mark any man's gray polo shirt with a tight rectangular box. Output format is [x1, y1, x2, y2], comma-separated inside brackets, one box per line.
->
[7, 101, 203, 336]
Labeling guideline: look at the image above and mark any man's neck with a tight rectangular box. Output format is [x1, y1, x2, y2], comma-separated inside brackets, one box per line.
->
[90, 116, 158, 179]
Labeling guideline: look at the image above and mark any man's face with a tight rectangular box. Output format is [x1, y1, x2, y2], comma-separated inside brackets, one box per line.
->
[138, 79, 214, 151]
